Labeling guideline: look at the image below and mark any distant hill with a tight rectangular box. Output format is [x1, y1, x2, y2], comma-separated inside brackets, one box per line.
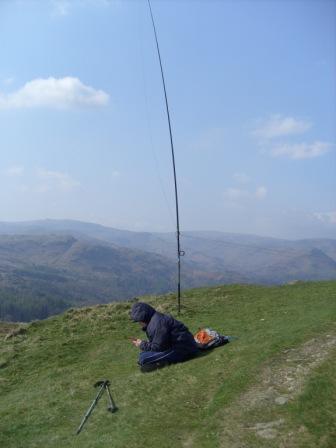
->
[0, 219, 336, 321]
[1, 219, 336, 279]
[0, 234, 243, 321]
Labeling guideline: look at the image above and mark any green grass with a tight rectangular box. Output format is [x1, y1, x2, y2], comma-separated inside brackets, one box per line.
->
[286, 353, 336, 447]
[0, 281, 336, 447]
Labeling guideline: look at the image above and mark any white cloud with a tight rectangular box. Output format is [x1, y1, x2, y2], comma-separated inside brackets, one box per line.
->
[314, 211, 336, 225]
[3, 166, 80, 194]
[224, 185, 267, 201]
[52, 0, 71, 16]
[51, 0, 115, 17]
[271, 141, 332, 160]
[0, 77, 109, 110]
[253, 115, 312, 140]
[5, 165, 25, 176]
[36, 169, 80, 192]
[233, 172, 250, 184]
[224, 188, 248, 200]
[255, 186, 267, 199]
[2, 77, 14, 86]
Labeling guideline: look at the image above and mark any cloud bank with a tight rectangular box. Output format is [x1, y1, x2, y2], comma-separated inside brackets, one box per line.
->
[5, 165, 25, 177]
[36, 169, 80, 192]
[51, 0, 113, 17]
[253, 115, 312, 140]
[314, 211, 336, 225]
[253, 114, 333, 160]
[52, 0, 70, 16]
[0, 77, 109, 109]
[2, 165, 80, 195]
[271, 141, 332, 160]
[224, 186, 267, 201]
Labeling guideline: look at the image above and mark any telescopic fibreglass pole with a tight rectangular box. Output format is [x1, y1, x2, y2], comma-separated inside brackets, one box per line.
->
[147, 0, 183, 314]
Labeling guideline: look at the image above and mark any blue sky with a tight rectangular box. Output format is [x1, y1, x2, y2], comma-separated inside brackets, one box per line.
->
[0, 0, 335, 238]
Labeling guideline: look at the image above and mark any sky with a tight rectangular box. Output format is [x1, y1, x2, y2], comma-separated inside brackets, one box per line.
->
[0, 0, 335, 239]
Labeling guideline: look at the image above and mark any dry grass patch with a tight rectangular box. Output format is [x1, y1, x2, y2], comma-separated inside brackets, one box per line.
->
[220, 332, 336, 447]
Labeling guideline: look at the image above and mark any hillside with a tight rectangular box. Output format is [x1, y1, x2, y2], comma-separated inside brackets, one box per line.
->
[0, 234, 243, 321]
[0, 281, 335, 448]
[1, 219, 336, 283]
[1, 220, 336, 322]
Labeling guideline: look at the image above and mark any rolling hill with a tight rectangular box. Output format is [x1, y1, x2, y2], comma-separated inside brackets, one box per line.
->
[0, 234, 242, 321]
[1, 220, 336, 321]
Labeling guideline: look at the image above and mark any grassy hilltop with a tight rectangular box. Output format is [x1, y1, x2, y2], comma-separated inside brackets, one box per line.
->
[0, 281, 336, 447]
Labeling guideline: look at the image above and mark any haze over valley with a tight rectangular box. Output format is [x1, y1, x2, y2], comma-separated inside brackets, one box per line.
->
[1, 219, 335, 322]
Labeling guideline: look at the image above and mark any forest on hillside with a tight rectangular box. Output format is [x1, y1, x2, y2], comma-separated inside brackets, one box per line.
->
[0, 291, 69, 322]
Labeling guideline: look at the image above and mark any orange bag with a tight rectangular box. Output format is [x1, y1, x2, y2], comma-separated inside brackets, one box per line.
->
[194, 329, 215, 345]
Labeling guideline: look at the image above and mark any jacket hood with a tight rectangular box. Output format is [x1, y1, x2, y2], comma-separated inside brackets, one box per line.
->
[130, 302, 156, 323]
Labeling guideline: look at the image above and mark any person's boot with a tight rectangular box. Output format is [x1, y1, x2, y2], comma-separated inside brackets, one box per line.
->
[140, 361, 169, 373]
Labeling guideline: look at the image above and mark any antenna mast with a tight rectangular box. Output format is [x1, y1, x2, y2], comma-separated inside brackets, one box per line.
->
[147, 0, 183, 314]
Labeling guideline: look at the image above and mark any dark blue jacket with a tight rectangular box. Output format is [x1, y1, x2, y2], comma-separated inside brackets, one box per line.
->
[130, 302, 198, 355]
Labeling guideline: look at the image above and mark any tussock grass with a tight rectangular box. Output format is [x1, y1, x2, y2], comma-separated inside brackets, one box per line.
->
[0, 281, 335, 447]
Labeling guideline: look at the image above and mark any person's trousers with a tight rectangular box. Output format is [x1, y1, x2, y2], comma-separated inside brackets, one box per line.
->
[138, 349, 194, 366]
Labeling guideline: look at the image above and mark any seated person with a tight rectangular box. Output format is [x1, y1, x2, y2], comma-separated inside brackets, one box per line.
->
[130, 302, 198, 371]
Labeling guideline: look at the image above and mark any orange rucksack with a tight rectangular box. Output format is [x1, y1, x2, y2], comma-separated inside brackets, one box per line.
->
[194, 328, 229, 350]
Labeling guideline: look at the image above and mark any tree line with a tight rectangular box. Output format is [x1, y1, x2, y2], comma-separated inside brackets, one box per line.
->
[0, 291, 70, 322]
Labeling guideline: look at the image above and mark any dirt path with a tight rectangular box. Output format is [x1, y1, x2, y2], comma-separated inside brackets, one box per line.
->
[220, 333, 336, 447]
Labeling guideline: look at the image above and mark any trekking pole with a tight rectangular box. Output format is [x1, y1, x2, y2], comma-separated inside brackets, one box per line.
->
[76, 379, 117, 435]
[105, 382, 118, 413]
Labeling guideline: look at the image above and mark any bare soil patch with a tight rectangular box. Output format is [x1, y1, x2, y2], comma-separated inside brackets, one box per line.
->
[220, 333, 336, 447]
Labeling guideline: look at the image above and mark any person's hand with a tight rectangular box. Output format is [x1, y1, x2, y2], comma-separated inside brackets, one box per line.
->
[131, 338, 142, 348]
